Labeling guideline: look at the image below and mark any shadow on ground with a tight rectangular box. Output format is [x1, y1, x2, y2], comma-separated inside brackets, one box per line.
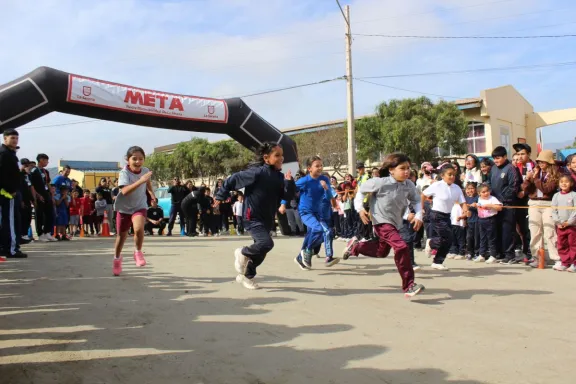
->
[0, 240, 493, 384]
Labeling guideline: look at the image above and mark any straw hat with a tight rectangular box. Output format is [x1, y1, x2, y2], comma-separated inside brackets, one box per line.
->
[535, 150, 555, 165]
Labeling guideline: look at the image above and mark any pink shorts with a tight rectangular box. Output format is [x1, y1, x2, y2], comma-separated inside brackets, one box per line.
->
[116, 209, 147, 233]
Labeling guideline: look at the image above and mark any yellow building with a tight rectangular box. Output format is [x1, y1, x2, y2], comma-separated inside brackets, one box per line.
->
[58, 160, 121, 191]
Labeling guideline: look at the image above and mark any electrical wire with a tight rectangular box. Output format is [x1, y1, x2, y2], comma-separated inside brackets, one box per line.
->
[357, 60, 576, 79]
[16, 119, 100, 130]
[335, 0, 350, 30]
[355, 79, 463, 99]
[352, 33, 576, 39]
[234, 76, 346, 98]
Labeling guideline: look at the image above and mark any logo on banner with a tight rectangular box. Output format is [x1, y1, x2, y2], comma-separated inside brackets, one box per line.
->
[207, 105, 215, 114]
[82, 86, 92, 96]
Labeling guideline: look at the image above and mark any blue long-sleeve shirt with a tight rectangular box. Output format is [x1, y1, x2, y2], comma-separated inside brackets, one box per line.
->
[287, 174, 332, 215]
[465, 195, 478, 223]
[216, 164, 295, 229]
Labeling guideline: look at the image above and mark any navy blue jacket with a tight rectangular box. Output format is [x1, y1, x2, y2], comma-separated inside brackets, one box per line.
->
[465, 195, 479, 223]
[215, 164, 295, 229]
[0, 144, 20, 195]
[488, 160, 521, 205]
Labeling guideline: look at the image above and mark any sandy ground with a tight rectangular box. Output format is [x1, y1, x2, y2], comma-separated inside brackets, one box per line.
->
[0, 232, 574, 384]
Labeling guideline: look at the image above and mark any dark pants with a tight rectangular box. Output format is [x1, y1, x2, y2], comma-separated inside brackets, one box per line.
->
[466, 221, 479, 257]
[211, 214, 221, 235]
[352, 223, 414, 291]
[496, 208, 516, 260]
[429, 211, 452, 264]
[235, 215, 244, 234]
[515, 207, 531, 256]
[21, 202, 32, 237]
[557, 226, 576, 266]
[449, 225, 466, 256]
[34, 197, 54, 236]
[184, 210, 198, 236]
[242, 221, 274, 278]
[424, 222, 431, 239]
[145, 221, 166, 234]
[0, 193, 21, 255]
[168, 204, 185, 233]
[344, 209, 355, 238]
[479, 217, 497, 257]
[332, 211, 341, 236]
[399, 220, 417, 266]
[220, 207, 231, 232]
[413, 226, 424, 249]
[200, 212, 211, 234]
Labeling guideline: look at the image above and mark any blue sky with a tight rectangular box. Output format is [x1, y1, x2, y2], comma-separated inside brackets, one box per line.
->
[1, 0, 576, 165]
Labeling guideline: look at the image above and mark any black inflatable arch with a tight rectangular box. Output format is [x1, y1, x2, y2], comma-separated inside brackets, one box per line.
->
[0, 67, 299, 174]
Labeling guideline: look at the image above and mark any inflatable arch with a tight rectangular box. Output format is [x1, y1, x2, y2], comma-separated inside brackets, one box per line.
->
[0, 67, 299, 174]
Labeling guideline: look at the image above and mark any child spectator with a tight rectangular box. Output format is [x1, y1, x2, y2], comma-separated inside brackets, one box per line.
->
[80, 189, 94, 236]
[233, 193, 244, 235]
[462, 154, 482, 187]
[69, 189, 81, 237]
[422, 185, 432, 240]
[197, 187, 212, 237]
[464, 183, 479, 260]
[55, 186, 70, 240]
[474, 184, 503, 263]
[399, 204, 420, 271]
[448, 202, 467, 260]
[95, 192, 107, 234]
[551, 175, 576, 272]
[145, 199, 166, 235]
[210, 189, 221, 237]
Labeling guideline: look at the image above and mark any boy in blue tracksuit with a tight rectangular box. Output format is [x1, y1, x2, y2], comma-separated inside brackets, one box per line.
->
[464, 182, 479, 260]
[290, 156, 340, 270]
[215, 142, 295, 290]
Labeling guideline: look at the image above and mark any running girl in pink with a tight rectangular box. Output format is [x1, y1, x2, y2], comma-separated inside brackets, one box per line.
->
[112, 146, 155, 276]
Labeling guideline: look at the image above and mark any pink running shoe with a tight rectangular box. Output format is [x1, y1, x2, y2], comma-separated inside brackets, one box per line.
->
[113, 257, 122, 276]
[134, 250, 146, 267]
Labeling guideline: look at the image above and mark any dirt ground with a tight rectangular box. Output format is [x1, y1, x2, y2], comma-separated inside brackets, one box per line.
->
[0, 233, 574, 384]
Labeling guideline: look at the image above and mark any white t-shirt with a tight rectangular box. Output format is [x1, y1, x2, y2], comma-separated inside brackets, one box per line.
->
[423, 180, 466, 214]
[451, 204, 465, 227]
[233, 201, 243, 216]
[477, 196, 502, 219]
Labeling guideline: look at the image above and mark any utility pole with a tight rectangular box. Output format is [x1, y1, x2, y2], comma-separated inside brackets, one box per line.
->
[344, 5, 356, 176]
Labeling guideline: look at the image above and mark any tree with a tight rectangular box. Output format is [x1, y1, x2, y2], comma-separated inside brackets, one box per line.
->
[292, 127, 347, 175]
[146, 152, 176, 185]
[564, 137, 576, 149]
[356, 96, 469, 165]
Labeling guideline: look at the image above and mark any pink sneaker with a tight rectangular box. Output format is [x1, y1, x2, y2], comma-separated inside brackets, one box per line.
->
[113, 257, 122, 276]
[134, 250, 146, 267]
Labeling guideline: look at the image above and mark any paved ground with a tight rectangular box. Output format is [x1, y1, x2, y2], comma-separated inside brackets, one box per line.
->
[0, 233, 573, 384]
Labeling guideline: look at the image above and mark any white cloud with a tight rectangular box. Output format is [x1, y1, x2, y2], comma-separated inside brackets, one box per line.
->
[1, 0, 575, 163]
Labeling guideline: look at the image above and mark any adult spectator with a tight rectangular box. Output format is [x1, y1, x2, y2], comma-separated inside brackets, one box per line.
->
[166, 176, 189, 236]
[95, 177, 114, 233]
[29, 153, 57, 242]
[480, 158, 494, 183]
[461, 154, 482, 187]
[216, 178, 232, 234]
[521, 150, 561, 267]
[0, 129, 26, 258]
[512, 143, 535, 261]
[489, 146, 522, 264]
[19, 158, 35, 242]
[181, 188, 200, 237]
[52, 165, 72, 197]
[145, 199, 166, 235]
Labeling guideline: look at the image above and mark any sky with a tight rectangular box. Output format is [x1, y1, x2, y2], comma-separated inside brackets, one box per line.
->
[2, 0, 576, 165]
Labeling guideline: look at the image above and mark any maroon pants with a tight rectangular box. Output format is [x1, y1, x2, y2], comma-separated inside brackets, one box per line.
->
[351, 223, 414, 291]
[556, 226, 576, 266]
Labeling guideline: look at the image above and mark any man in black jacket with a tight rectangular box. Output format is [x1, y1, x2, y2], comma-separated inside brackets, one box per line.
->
[166, 177, 189, 236]
[489, 146, 522, 264]
[0, 129, 26, 258]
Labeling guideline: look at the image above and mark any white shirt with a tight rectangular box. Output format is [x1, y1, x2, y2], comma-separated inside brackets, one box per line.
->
[477, 196, 502, 219]
[451, 204, 465, 227]
[423, 180, 466, 214]
[233, 201, 243, 216]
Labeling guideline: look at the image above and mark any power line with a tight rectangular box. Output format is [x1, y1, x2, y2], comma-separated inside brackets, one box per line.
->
[335, 0, 350, 30]
[352, 33, 576, 39]
[17, 119, 100, 130]
[357, 60, 576, 79]
[235, 76, 345, 98]
[355, 79, 463, 99]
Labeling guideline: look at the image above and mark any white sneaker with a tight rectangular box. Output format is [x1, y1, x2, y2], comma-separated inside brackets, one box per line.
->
[269, 231, 276, 237]
[553, 262, 567, 271]
[234, 248, 248, 274]
[38, 234, 50, 242]
[21, 235, 31, 241]
[236, 274, 260, 290]
[413, 265, 422, 271]
[567, 264, 576, 273]
[431, 263, 449, 271]
[446, 254, 456, 259]
[473, 256, 486, 263]
[454, 255, 465, 260]
[485, 256, 498, 264]
[46, 234, 58, 242]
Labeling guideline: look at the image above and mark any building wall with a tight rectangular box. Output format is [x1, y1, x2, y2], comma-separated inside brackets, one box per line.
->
[71, 171, 120, 191]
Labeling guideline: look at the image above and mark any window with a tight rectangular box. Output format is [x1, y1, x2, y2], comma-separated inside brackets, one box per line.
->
[434, 121, 486, 156]
[500, 126, 510, 155]
[467, 121, 486, 154]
